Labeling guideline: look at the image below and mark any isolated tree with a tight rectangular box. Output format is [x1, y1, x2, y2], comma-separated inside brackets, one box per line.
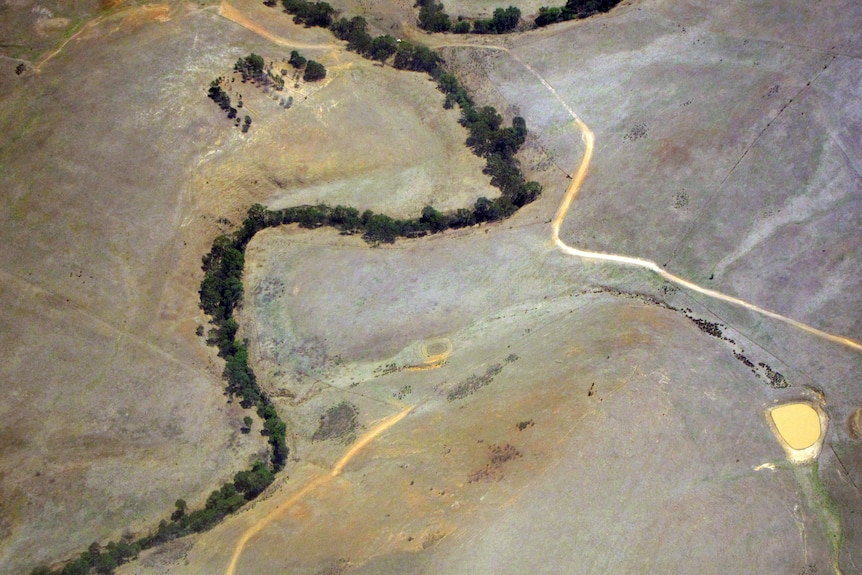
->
[303, 60, 327, 81]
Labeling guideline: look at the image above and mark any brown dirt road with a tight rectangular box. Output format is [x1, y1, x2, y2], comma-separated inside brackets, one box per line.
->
[224, 405, 413, 575]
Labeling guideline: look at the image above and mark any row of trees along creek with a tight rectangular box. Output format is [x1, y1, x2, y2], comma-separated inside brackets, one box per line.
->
[535, 0, 621, 27]
[414, 0, 621, 32]
[417, 0, 521, 34]
[32, 4, 542, 573]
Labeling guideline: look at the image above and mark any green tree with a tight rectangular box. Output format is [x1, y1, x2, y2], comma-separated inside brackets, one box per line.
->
[234, 53, 265, 81]
[452, 19, 471, 33]
[303, 60, 327, 81]
[535, 6, 563, 26]
[95, 553, 117, 575]
[420, 205, 449, 232]
[418, 1, 451, 32]
[330, 205, 361, 233]
[493, 6, 521, 31]
[234, 461, 274, 498]
[370, 35, 398, 64]
[363, 213, 401, 244]
[289, 50, 307, 68]
[171, 498, 187, 521]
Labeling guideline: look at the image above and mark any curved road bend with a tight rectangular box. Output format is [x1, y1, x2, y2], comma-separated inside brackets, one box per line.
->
[435, 40, 862, 354]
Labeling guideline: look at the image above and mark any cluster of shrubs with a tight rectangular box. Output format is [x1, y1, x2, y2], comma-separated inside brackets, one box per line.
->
[417, 0, 521, 34]
[535, 0, 621, 27]
[234, 52, 266, 82]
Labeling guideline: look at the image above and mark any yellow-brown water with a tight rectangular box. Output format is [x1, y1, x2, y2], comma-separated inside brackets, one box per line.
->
[770, 403, 821, 450]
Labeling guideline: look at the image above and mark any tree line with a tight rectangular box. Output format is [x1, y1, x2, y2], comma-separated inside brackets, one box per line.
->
[268, 0, 543, 221]
[416, 0, 521, 34]
[28, 460, 275, 575]
[414, 0, 621, 32]
[534, 0, 621, 27]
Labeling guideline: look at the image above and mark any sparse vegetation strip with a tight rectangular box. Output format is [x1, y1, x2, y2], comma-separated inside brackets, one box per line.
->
[590, 285, 790, 389]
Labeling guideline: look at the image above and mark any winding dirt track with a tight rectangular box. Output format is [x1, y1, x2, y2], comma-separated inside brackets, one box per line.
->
[422, 35, 862, 353]
[34, 15, 108, 72]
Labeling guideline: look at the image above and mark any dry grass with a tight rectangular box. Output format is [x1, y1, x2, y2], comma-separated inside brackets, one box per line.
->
[3, 0, 862, 573]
